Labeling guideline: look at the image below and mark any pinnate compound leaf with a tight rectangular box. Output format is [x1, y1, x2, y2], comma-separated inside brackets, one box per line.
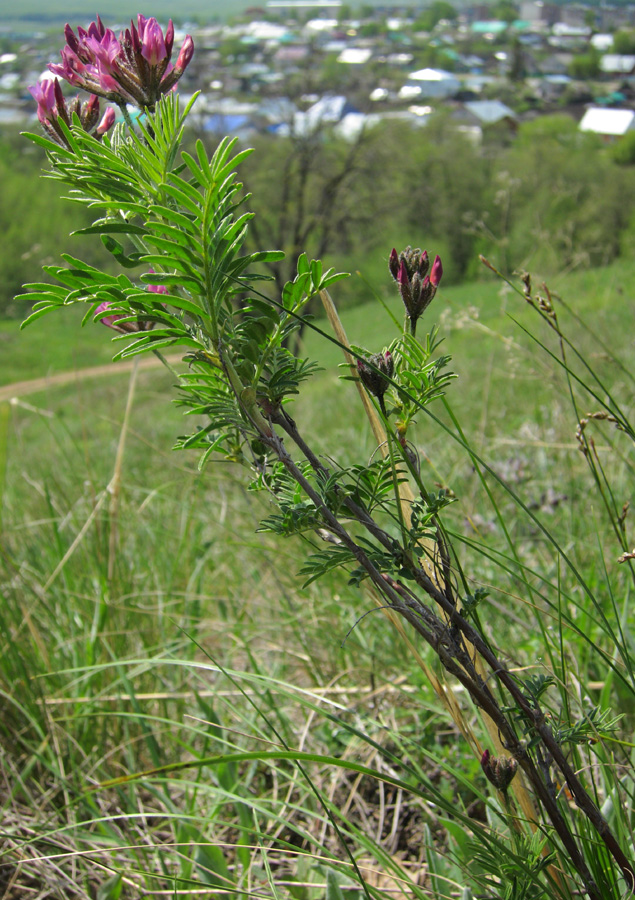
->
[100, 236, 145, 269]
[299, 544, 357, 586]
[73, 221, 148, 236]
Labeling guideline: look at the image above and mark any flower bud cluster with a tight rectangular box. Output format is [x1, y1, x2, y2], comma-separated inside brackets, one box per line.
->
[481, 749, 518, 793]
[28, 78, 114, 149]
[389, 246, 443, 331]
[47, 15, 194, 111]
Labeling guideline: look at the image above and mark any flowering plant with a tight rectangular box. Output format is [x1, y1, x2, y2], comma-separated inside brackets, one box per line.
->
[18, 15, 635, 900]
[48, 15, 194, 110]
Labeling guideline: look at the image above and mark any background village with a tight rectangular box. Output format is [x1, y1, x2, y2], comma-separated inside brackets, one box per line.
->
[2, 0, 635, 146]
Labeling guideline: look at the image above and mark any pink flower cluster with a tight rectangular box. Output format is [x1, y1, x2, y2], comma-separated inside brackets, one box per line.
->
[48, 15, 194, 110]
[96, 274, 169, 333]
[389, 246, 443, 329]
[29, 77, 114, 149]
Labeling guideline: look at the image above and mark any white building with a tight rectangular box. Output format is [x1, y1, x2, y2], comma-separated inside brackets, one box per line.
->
[579, 107, 635, 139]
[403, 68, 460, 100]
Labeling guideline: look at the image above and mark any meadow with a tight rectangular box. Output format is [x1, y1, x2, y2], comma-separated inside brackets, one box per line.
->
[2, 252, 634, 897]
[1, 0, 261, 30]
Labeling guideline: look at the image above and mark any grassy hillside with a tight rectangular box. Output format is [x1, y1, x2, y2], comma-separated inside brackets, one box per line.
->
[1, 258, 634, 896]
[2, 0, 400, 29]
[2, 0, 241, 29]
[5, 258, 634, 386]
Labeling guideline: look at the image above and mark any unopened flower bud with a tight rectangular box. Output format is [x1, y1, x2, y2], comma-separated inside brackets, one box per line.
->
[390, 243, 443, 332]
[173, 34, 194, 75]
[397, 260, 413, 316]
[357, 351, 394, 402]
[389, 247, 400, 281]
[481, 750, 518, 793]
[430, 254, 443, 288]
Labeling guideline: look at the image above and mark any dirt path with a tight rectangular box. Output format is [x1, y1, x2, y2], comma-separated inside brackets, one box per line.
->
[0, 355, 181, 403]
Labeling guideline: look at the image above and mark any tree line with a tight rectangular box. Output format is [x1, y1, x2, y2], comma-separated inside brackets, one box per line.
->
[2, 111, 634, 319]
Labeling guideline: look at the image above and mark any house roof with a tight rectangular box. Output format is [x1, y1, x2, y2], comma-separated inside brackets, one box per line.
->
[579, 107, 635, 135]
[600, 55, 635, 75]
[408, 67, 459, 83]
[288, 94, 358, 136]
[404, 68, 460, 99]
[463, 100, 517, 124]
[590, 33, 614, 51]
[258, 97, 297, 123]
[471, 20, 508, 34]
[306, 94, 353, 122]
[243, 21, 290, 41]
[337, 47, 372, 64]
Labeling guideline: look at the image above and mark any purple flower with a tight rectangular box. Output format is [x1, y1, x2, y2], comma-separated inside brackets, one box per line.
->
[389, 245, 443, 332]
[95, 301, 135, 333]
[28, 77, 115, 148]
[95, 105, 116, 136]
[96, 299, 157, 334]
[29, 79, 57, 125]
[146, 267, 169, 295]
[48, 16, 194, 111]
[172, 35, 194, 79]
[138, 15, 170, 66]
[96, 275, 167, 333]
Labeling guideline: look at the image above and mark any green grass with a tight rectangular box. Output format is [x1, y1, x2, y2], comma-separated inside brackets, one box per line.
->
[0, 0, 397, 29]
[0, 307, 120, 386]
[6, 255, 634, 388]
[1, 259, 635, 897]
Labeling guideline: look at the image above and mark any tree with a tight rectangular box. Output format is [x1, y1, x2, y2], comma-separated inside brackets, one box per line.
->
[241, 124, 391, 348]
[568, 49, 600, 80]
[501, 117, 635, 270]
[508, 37, 526, 82]
[611, 130, 635, 166]
[490, 0, 518, 24]
[612, 30, 635, 55]
[413, 1, 457, 32]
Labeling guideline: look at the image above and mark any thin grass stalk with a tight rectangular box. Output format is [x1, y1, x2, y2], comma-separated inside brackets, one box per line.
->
[0, 400, 9, 534]
[320, 288, 542, 844]
[107, 356, 139, 584]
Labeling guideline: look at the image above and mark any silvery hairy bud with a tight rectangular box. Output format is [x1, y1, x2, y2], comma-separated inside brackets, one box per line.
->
[357, 351, 394, 415]
[481, 749, 519, 793]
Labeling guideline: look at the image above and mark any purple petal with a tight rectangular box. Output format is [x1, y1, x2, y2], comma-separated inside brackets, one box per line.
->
[95, 105, 115, 136]
[173, 35, 194, 74]
[430, 255, 443, 287]
[139, 17, 167, 66]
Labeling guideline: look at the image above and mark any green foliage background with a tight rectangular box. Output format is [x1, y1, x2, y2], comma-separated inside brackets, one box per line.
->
[3, 111, 635, 320]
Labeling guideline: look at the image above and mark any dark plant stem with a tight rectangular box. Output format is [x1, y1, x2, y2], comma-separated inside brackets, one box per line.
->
[261, 407, 634, 899]
[406, 563, 634, 894]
